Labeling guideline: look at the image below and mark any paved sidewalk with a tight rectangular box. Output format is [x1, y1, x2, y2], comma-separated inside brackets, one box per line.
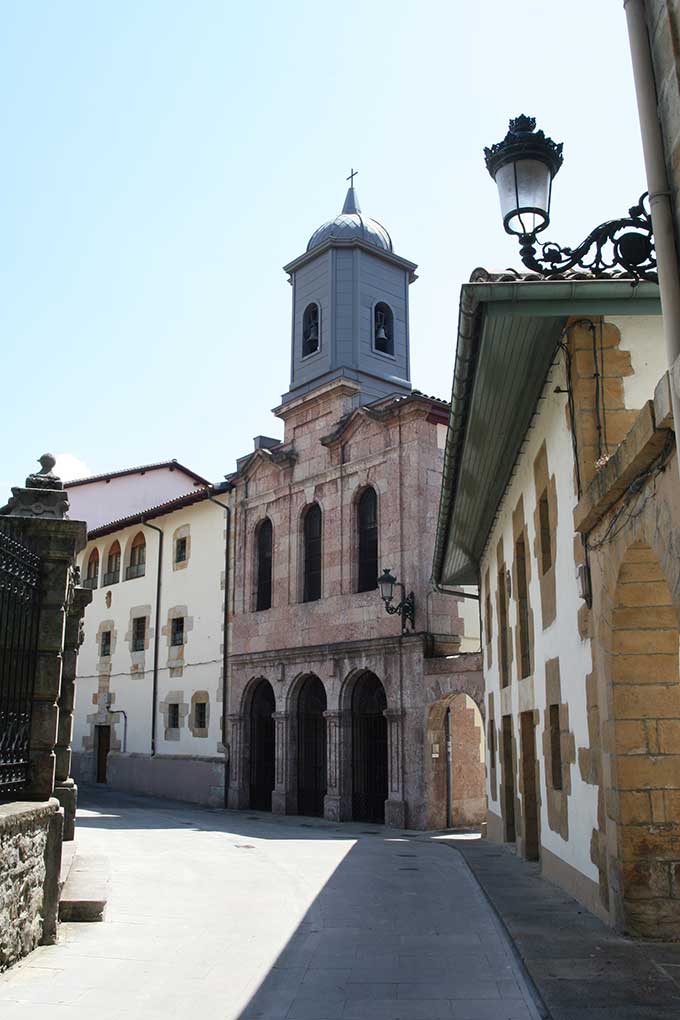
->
[450, 837, 680, 1020]
[0, 789, 540, 1020]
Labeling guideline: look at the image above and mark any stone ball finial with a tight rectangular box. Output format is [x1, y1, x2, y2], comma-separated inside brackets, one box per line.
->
[38, 453, 57, 476]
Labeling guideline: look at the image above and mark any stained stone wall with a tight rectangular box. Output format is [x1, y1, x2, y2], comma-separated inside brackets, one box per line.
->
[0, 800, 62, 971]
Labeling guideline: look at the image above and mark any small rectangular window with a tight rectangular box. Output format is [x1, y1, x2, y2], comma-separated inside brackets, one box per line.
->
[100, 630, 112, 657]
[550, 704, 563, 790]
[168, 703, 180, 729]
[132, 617, 146, 652]
[488, 718, 496, 772]
[485, 592, 492, 646]
[515, 536, 531, 679]
[539, 491, 552, 575]
[175, 537, 187, 564]
[195, 702, 207, 729]
[498, 567, 510, 688]
[171, 617, 185, 647]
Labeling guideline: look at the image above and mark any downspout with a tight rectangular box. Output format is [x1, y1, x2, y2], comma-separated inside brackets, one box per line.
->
[624, 0, 680, 467]
[206, 490, 232, 808]
[142, 519, 163, 756]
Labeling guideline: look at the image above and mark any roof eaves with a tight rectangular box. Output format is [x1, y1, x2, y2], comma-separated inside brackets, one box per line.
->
[66, 459, 212, 488]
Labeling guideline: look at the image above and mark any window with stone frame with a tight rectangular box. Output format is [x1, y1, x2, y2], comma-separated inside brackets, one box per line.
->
[175, 536, 187, 564]
[302, 303, 320, 357]
[485, 590, 492, 646]
[104, 541, 121, 585]
[549, 703, 563, 790]
[168, 703, 180, 729]
[194, 701, 207, 729]
[488, 717, 496, 772]
[126, 532, 146, 580]
[171, 617, 185, 647]
[302, 503, 322, 603]
[255, 518, 273, 611]
[538, 490, 552, 575]
[515, 535, 531, 679]
[84, 549, 99, 589]
[132, 616, 146, 652]
[498, 567, 510, 688]
[100, 630, 112, 658]
[357, 487, 378, 592]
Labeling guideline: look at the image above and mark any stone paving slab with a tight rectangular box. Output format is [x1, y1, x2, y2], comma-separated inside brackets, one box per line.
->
[449, 836, 680, 1020]
[0, 789, 542, 1020]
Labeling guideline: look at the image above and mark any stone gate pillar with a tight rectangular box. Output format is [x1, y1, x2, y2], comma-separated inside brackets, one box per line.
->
[323, 709, 352, 821]
[271, 711, 293, 815]
[54, 586, 91, 839]
[384, 707, 407, 828]
[226, 713, 248, 809]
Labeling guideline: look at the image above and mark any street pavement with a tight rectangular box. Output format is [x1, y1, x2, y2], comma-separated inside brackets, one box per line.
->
[0, 789, 542, 1020]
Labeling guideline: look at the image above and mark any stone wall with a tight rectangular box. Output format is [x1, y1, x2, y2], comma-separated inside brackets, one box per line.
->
[0, 800, 62, 971]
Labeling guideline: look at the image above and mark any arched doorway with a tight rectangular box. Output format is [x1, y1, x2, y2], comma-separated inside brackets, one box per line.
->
[297, 675, 327, 817]
[426, 693, 486, 830]
[609, 540, 680, 937]
[352, 672, 388, 823]
[249, 679, 275, 811]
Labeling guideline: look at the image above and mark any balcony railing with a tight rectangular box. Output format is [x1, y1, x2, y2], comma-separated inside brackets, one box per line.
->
[125, 563, 145, 580]
[82, 576, 98, 590]
[102, 570, 120, 586]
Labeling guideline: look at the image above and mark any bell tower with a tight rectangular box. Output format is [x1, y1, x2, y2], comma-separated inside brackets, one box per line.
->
[280, 178, 418, 408]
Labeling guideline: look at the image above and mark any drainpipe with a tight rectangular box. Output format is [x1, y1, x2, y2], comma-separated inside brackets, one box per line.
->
[206, 489, 232, 808]
[624, 0, 680, 467]
[141, 519, 163, 756]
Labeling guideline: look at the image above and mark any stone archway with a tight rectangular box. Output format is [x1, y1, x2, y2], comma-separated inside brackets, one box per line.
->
[426, 693, 486, 831]
[608, 540, 680, 938]
[296, 674, 327, 817]
[249, 678, 275, 811]
[351, 672, 388, 823]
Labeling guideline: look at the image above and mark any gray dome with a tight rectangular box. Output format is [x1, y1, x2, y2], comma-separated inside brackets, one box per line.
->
[307, 186, 393, 253]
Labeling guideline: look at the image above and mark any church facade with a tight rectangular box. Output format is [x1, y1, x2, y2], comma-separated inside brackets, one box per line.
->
[226, 183, 483, 829]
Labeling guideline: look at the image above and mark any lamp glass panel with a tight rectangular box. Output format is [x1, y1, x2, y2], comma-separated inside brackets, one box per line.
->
[495, 158, 552, 235]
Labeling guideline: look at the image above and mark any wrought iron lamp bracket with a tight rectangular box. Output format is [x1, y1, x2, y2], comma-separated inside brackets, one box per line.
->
[383, 582, 416, 634]
[518, 193, 657, 282]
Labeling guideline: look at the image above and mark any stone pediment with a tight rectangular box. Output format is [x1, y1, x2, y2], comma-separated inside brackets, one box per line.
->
[236, 445, 296, 483]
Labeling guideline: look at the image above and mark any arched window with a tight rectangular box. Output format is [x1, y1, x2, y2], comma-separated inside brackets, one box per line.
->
[302, 504, 322, 603]
[374, 302, 394, 356]
[84, 549, 99, 589]
[126, 532, 146, 580]
[104, 541, 121, 585]
[256, 519, 273, 612]
[357, 488, 378, 592]
[302, 303, 320, 357]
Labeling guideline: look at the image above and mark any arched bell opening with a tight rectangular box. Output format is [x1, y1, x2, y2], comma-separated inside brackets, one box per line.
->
[351, 672, 388, 823]
[296, 675, 327, 817]
[249, 678, 275, 811]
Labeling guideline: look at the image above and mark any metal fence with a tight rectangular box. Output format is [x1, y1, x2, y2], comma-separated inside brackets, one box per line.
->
[0, 524, 41, 798]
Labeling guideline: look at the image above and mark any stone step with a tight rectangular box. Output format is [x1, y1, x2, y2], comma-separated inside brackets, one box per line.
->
[59, 852, 109, 922]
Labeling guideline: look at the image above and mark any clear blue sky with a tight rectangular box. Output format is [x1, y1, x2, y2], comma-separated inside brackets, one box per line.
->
[1, 1, 644, 491]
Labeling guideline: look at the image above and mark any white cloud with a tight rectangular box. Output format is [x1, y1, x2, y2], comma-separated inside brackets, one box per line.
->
[54, 453, 91, 482]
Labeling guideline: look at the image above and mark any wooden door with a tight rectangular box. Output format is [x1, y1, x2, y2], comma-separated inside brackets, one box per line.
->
[96, 724, 110, 784]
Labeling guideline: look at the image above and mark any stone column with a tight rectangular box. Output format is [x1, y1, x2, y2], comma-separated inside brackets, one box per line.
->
[323, 709, 352, 821]
[4, 456, 87, 805]
[384, 708, 407, 828]
[54, 586, 91, 839]
[271, 711, 293, 815]
[226, 713, 248, 809]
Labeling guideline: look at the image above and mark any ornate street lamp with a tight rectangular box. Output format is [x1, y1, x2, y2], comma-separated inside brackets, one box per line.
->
[378, 568, 415, 634]
[484, 115, 657, 281]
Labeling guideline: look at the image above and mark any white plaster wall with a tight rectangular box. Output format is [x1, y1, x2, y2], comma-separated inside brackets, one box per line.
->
[74, 497, 227, 763]
[481, 348, 598, 883]
[610, 315, 665, 411]
[67, 466, 204, 530]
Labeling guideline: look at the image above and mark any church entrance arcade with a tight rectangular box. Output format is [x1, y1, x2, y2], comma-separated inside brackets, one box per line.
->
[296, 674, 327, 817]
[351, 671, 388, 824]
[249, 679, 275, 811]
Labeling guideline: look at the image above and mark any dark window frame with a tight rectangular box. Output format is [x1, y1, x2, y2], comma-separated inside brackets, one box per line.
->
[171, 617, 185, 647]
[255, 518, 273, 612]
[168, 703, 180, 729]
[550, 703, 563, 790]
[302, 303, 320, 358]
[100, 630, 112, 658]
[195, 702, 207, 729]
[498, 567, 510, 688]
[357, 487, 378, 593]
[515, 535, 531, 679]
[132, 616, 146, 652]
[538, 490, 552, 575]
[302, 503, 322, 603]
[373, 302, 395, 357]
[175, 536, 187, 564]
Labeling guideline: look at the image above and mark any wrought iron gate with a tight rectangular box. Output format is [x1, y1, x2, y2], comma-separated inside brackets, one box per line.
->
[352, 673, 388, 823]
[249, 680, 275, 811]
[0, 524, 41, 798]
[297, 675, 326, 817]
